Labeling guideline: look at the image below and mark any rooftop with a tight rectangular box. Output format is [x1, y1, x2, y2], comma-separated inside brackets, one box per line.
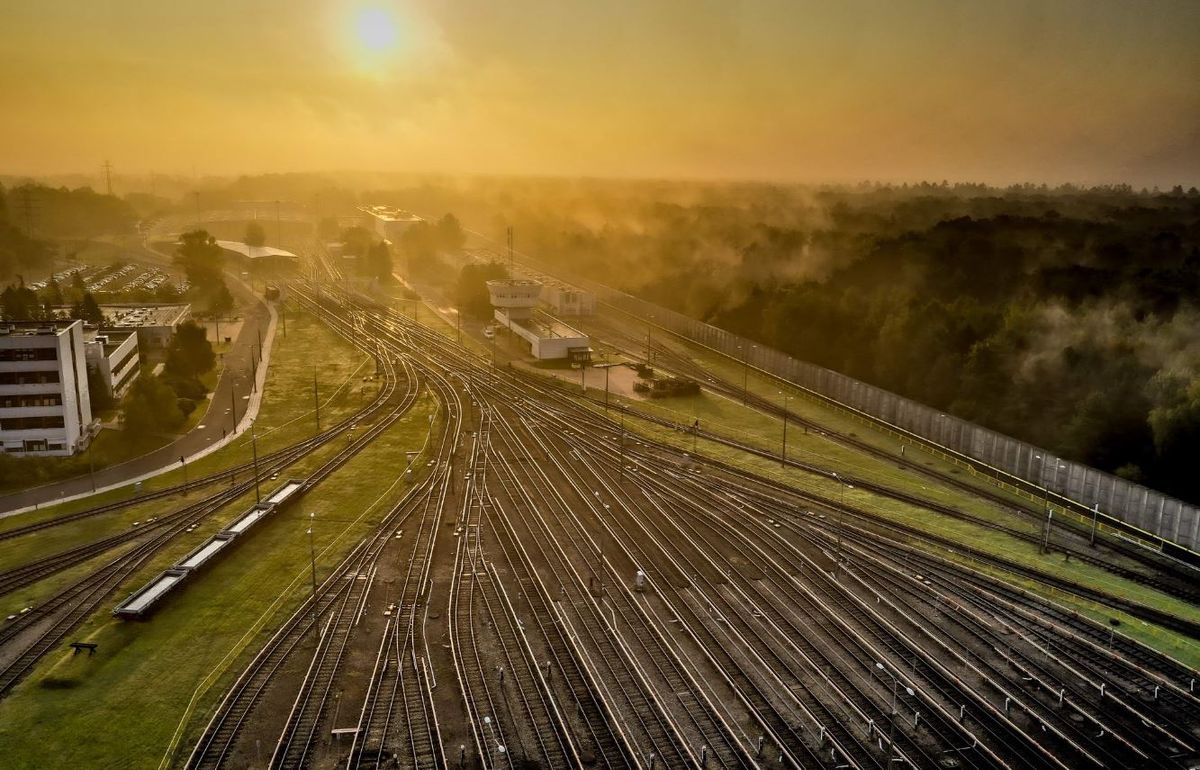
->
[84, 328, 137, 355]
[514, 311, 588, 341]
[359, 205, 424, 223]
[100, 304, 190, 328]
[215, 240, 299, 260]
[0, 320, 80, 338]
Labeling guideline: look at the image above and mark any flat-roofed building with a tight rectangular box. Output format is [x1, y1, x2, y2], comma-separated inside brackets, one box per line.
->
[541, 280, 596, 316]
[99, 304, 191, 352]
[84, 329, 140, 399]
[0, 320, 93, 455]
[359, 205, 424, 244]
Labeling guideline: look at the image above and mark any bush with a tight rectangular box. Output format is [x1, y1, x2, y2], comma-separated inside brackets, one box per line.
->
[176, 398, 197, 417]
[162, 374, 207, 400]
[123, 375, 184, 436]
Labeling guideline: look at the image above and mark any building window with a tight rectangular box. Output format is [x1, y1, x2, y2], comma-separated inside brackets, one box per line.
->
[0, 347, 57, 362]
[0, 394, 62, 408]
[1, 415, 66, 431]
[0, 371, 61, 385]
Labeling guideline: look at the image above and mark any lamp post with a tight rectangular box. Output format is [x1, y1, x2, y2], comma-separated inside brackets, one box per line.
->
[780, 392, 791, 467]
[832, 472, 850, 566]
[250, 420, 260, 504]
[307, 513, 318, 621]
[313, 370, 321, 434]
[740, 344, 755, 405]
[876, 662, 915, 763]
[230, 377, 238, 433]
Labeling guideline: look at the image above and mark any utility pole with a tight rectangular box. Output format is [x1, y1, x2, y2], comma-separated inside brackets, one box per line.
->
[307, 514, 318, 621]
[251, 421, 261, 503]
[618, 413, 626, 483]
[230, 380, 238, 432]
[780, 393, 790, 467]
[313, 371, 321, 433]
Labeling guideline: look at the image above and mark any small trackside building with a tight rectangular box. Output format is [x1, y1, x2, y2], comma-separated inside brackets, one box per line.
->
[0, 320, 93, 456]
[487, 278, 591, 362]
[540, 279, 596, 316]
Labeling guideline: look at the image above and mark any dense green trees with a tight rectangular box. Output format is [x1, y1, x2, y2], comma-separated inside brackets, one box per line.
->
[474, 183, 1200, 503]
[164, 321, 215, 380]
[244, 221, 266, 247]
[70, 292, 104, 323]
[338, 226, 393, 281]
[0, 282, 43, 320]
[175, 229, 234, 315]
[123, 375, 185, 437]
[456, 262, 508, 319]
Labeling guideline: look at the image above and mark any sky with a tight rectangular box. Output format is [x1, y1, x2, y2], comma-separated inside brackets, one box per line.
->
[2, 0, 1198, 186]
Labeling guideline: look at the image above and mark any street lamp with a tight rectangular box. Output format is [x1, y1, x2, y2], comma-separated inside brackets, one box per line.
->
[250, 419, 260, 504]
[779, 392, 791, 467]
[1034, 455, 1067, 553]
[307, 513, 318, 621]
[740, 343, 756, 405]
[832, 472, 850, 566]
[876, 662, 915, 763]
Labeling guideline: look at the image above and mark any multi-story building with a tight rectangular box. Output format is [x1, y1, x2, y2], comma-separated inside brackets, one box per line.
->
[359, 205, 424, 244]
[84, 329, 140, 400]
[0, 320, 93, 455]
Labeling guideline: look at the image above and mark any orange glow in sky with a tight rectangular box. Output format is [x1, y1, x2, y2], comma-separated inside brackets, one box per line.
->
[1, 0, 1197, 185]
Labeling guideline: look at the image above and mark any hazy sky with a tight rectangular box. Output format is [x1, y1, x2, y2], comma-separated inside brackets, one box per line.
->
[2, 0, 1197, 185]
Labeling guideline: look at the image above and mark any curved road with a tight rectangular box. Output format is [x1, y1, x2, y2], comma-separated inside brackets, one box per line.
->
[0, 274, 273, 515]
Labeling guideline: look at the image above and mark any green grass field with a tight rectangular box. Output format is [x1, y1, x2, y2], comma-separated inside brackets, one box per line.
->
[0, 395, 437, 770]
[0, 308, 370, 554]
[542, 371, 1200, 671]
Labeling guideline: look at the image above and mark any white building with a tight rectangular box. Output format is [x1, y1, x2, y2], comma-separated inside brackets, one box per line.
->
[487, 279, 591, 361]
[0, 321, 94, 456]
[541, 281, 596, 316]
[84, 329, 140, 400]
[100, 304, 191, 352]
[359, 205, 424, 244]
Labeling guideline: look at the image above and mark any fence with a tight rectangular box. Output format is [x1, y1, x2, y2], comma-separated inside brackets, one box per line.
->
[525, 261, 1200, 558]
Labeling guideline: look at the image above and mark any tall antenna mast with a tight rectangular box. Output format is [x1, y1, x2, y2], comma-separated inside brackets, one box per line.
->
[102, 160, 113, 197]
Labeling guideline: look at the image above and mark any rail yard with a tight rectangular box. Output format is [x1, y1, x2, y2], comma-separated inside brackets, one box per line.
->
[1, 268, 1198, 770]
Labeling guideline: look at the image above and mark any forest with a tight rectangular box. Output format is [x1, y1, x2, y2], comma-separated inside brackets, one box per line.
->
[376, 178, 1200, 504]
[11, 172, 1199, 504]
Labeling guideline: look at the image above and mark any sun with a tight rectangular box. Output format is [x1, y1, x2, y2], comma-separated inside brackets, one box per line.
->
[354, 6, 399, 53]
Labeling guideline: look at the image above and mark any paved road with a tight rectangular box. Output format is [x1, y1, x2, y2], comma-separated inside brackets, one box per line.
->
[0, 276, 272, 514]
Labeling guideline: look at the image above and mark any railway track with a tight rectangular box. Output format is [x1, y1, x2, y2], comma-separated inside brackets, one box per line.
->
[0, 328, 417, 699]
[178, 279, 1200, 770]
[584, 311, 1200, 591]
